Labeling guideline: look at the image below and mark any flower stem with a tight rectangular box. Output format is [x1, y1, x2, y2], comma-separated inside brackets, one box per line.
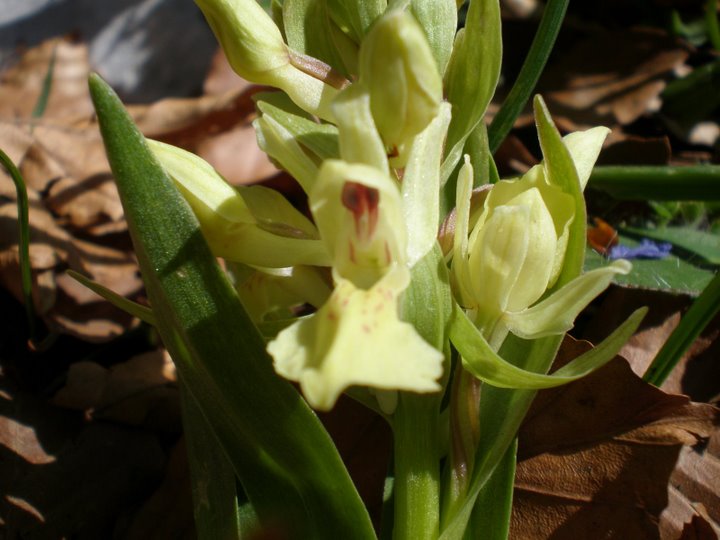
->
[393, 394, 441, 540]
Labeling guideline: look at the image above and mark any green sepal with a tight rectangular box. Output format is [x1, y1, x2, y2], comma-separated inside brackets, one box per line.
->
[533, 95, 585, 285]
[89, 73, 374, 539]
[450, 302, 646, 389]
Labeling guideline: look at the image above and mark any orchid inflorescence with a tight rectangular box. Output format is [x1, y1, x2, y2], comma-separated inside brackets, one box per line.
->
[115, 0, 648, 535]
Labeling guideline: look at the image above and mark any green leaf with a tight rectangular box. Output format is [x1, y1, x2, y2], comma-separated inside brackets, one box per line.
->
[468, 439, 516, 540]
[622, 225, 720, 265]
[442, 0, 502, 183]
[67, 270, 156, 325]
[584, 241, 716, 296]
[450, 303, 644, 389]
[180, 387, 243, 539]
[486, 0, 569, 153]
[644, 270, 720, 385]
[89, 73, 374, 539]
[441, 306, 645, 538]
[0, 148, 38, 341]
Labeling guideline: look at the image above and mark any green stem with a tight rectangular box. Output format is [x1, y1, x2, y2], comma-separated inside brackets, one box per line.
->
[588, 165, 720, 200]
[393, 394, 441, 540]
[0, 148, 38, 343]
[705, 0, 720, 51]
[487, 0, 570, 153]
[644, 270, 720, 386]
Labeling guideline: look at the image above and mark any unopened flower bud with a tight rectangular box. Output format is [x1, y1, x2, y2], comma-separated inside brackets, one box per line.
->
[195, 0, 338, 120]
[359, 10, 442, 163]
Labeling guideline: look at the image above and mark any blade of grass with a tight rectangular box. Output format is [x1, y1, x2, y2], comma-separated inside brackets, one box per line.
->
[0, 148, 38, 343]
[644, 270, 720, 386]
[32, 45, 57, 120]
[589, 165, 720, 200]
[705, 0, 720, 51]
[487, 0, 569, 153]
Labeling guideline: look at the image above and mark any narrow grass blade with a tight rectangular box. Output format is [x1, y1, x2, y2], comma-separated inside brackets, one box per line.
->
[589, 165, 720, 200]
[0, 148, 39, 343]
[644, 270, 720, 386]
[487, 0, 569, 153]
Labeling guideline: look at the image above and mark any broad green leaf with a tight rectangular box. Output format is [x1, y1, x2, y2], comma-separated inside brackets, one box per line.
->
[410, 0, 457, 76]
[402, 103, 451, 266]
[283, 0, 350, 76]
[450, 302, 645, 389]
[441, 0, 502, 183]
[255, 94, 340, 160]
[584, 242, 716, 296]
[67, 270, 156, 325]
[89, 73, 374, 539]
[622, 225, 720, 265]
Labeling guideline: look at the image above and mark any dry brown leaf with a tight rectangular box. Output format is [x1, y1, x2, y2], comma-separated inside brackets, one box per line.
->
[0, 36, 281, 341]
[124, 440, 195, 540]
[0, 37, 94, 121]
[530, 28, 689, 133]
[52, 349, 179, 430]
[0, 373, 166, 538]
[513, 337, 719, 539]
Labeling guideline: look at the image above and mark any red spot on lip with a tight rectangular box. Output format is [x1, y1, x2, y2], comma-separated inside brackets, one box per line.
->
[342, 181, 380, 241]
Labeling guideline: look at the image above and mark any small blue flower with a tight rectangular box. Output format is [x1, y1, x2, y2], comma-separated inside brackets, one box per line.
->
[608, 239, 672, 260]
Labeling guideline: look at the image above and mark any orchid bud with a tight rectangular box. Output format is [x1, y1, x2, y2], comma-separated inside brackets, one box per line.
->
[195, 0, 288, 82]
[195, 0, 338, 120]
[358, 10, 442, 163]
